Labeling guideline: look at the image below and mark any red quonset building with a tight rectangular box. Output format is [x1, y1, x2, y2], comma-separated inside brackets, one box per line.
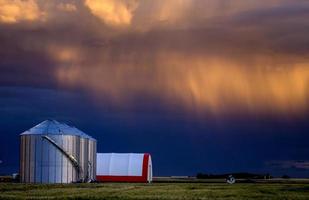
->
[96, 153, 153, 183]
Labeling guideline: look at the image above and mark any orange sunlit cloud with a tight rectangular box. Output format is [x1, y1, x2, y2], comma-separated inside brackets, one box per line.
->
[0, 0, 44, 23]
[84, 0, 138, 27]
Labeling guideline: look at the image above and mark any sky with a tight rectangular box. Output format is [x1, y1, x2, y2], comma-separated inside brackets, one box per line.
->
[0, 0, 309, 177]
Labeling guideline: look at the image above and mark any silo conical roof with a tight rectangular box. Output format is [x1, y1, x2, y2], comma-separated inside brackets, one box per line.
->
[20, 120, 96, 140]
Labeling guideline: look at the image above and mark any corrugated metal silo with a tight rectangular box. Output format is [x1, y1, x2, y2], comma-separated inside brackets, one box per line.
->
[20, 120, 97, 183]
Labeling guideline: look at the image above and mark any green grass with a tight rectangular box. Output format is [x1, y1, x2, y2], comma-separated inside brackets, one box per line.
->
[0, 182, 309, 200]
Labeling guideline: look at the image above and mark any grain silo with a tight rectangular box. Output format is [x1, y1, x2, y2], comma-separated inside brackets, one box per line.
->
[20, 120, 97, 183]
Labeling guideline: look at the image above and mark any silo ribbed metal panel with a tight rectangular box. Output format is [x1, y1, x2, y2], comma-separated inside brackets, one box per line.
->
[19, 120, 97, 183]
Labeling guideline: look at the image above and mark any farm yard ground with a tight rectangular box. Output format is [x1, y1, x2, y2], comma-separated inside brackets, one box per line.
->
[0, 179, 309, 200]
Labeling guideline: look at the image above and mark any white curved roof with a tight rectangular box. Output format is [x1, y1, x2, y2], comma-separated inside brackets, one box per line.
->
[20, 120, 95, 140]
[97, 153, 153, 182]
[97, 153, 145, 176]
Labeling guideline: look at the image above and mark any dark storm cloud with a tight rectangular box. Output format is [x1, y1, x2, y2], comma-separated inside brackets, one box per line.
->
[0, 0, 309, 115]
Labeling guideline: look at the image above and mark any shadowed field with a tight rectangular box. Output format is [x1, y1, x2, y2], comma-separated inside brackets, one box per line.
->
[0, 182, 309, 200]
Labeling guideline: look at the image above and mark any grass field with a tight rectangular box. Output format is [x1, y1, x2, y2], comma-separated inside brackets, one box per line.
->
[0, 181, 309, 200]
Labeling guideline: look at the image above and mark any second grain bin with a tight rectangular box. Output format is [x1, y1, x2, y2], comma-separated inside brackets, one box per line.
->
[20, 120, 97, 183]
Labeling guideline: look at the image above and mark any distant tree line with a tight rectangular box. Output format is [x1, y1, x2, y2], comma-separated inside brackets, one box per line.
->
[196, 172, 272, 179]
